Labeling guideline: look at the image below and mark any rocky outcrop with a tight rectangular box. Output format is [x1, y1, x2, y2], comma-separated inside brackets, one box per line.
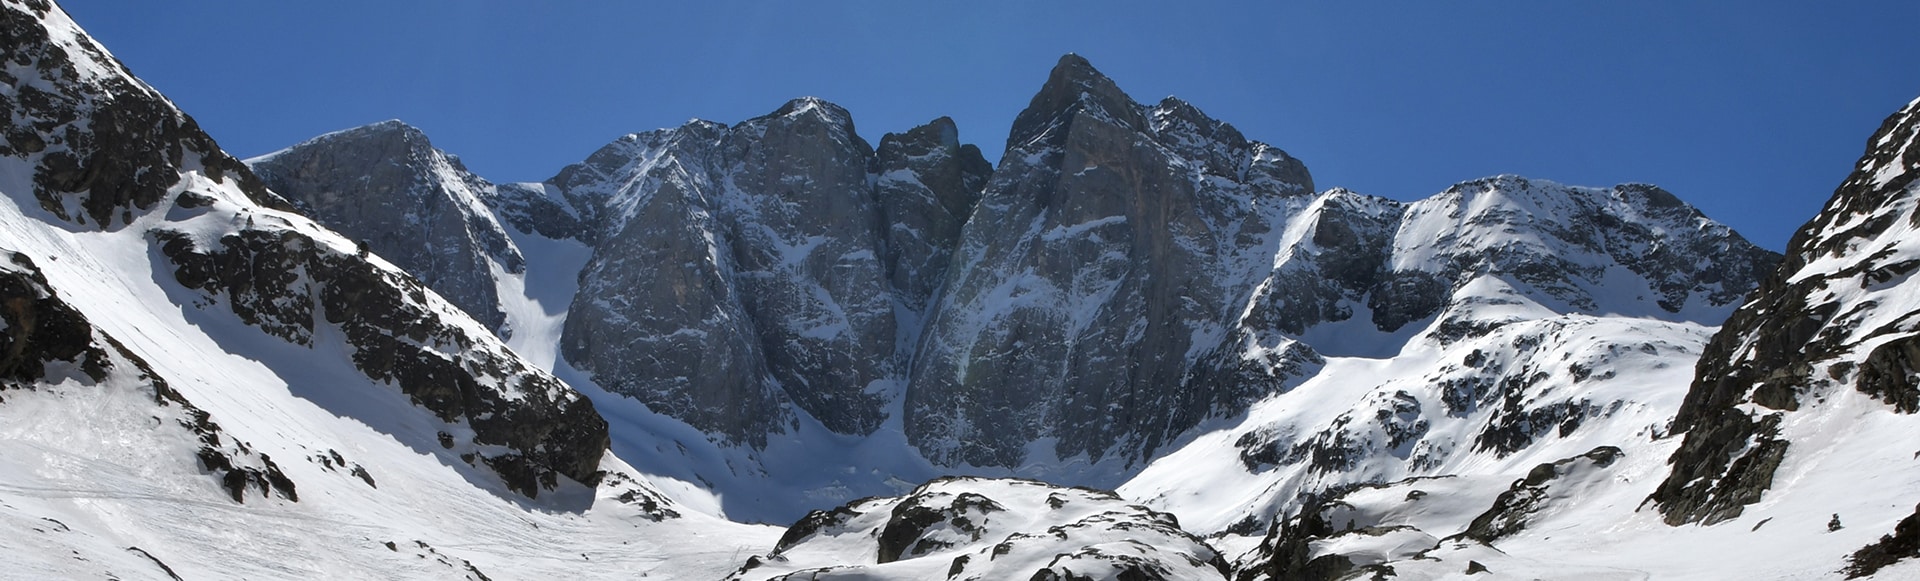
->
[0, 0, 286, 229]
[1846, 503, 1920, 578]
[247, 121, 523, 331]
[730, 477, 1228, 581]
[1458, 446, 1622, 542]
[1653, 96, 1920, 526]
[1236, 448, 1626, 581]
[154, 218, 607, 496]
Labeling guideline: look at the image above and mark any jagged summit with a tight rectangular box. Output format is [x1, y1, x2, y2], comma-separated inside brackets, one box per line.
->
[246, 117, 524, 330]
[1005, 53, 1149, 153]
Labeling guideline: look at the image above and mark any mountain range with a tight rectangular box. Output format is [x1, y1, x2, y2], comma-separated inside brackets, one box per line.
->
[4, 1, 1919, 579]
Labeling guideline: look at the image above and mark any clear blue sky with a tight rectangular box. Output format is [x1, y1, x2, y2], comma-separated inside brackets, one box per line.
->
[61, 1, 1920, 251]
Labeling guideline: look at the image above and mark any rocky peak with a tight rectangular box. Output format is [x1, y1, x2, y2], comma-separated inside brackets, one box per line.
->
[2, 0, 287, 229]
[1004, 53, 1149, 154]
[906, 54, 1322, 473]
[551, 97, 994, 446]
[875, 117, 993, 311]
[246, 119, 523, 332]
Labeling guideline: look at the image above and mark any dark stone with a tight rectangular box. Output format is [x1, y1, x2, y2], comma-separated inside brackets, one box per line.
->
[1845, 503, 1920, 578]
[1857, 336, 1920, 413]
[553, 98, 934, 444]
[775, 504, 866, 554]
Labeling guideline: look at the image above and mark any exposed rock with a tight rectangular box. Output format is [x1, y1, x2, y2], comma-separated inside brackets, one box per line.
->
[0, 2, 286, 228]
[906, 54, 1318, 470]
[1458, 446, 1622, 542]
[1846, 503, 1920, 578]
[155, 221, 606, 497]
[541, 94, 1003, 447]
[247, 121, 523, 331]
[1654, 95, 1920, 525]
[874, 116, 993, 317]
[1, 249, 291, 504]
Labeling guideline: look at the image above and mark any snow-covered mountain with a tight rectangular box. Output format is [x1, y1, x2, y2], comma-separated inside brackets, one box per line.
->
[13, 0, 1920, 578]
[260, 55, 1774, 520]
[0, 2, 776, 578]
[247, 120, 524, 333]
[1216, 95, 1920, 581]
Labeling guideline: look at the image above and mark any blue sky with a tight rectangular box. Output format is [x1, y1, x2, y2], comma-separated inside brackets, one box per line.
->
[62, 1, 1920, 251]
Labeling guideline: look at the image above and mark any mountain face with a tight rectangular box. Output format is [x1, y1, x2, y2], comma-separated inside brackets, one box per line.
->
[274, 56, 1776, 499]
[1651, 96, 1920, 567]
[904, 55, 1322, 470]
[1188, 92, 1920, 581]
[520, 99, 994, 446]
[247, 121, 524, 332]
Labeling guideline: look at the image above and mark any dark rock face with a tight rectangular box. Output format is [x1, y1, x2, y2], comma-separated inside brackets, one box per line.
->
[0, 249, 292, 504]
[155, 224, 606, 496]
[1233, 480, 1444, 581]
[906, 54, 1318, 470]
[874, 116, 993, 318]
[547, 101, 993, 445]
[1654, 96, 1920, 526]
[0, 1, 286, 229]
[0, 252, 105, 384]
[489, 182, 587, 242]
[554, 121, 787, 446]
[247, 121, 522, 331]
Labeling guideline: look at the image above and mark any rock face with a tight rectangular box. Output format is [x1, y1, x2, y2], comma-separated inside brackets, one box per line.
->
[874, 116, 993, 322]
[905, 55, 1320, 469]
[1652, 96, 1920, 526]
[729, 477, 1228, 581]
[0, 0, 605, 499]
[531, 100, 993, 445]
[247, 121, 523, 331]
[902, 56, 1774, 473]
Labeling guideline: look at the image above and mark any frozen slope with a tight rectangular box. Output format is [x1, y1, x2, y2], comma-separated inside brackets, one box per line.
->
[1220, 95, 1920, 581]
